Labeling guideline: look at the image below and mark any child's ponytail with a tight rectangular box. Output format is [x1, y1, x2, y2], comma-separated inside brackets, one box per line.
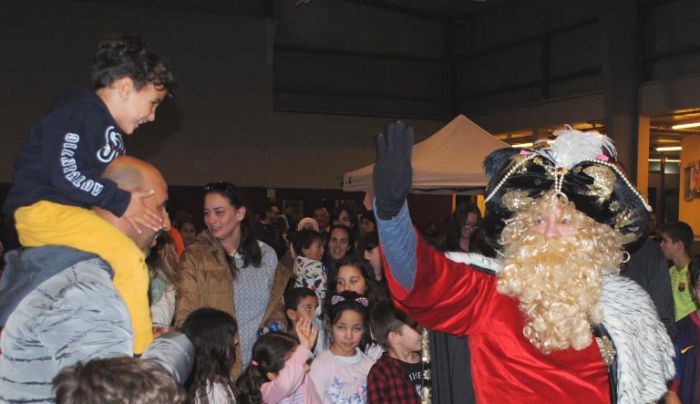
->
[235, 332, 299, 404]
[235, 362, 267, 404]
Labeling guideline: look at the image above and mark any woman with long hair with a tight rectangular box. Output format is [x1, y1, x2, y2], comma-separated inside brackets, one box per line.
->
[176, 181, 292, 377]
[442, 203, 494, 257]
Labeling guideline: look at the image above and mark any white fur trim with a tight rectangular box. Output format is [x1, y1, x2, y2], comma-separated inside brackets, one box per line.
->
[444, 251, 501, 273]
[600, 275, 675, 403]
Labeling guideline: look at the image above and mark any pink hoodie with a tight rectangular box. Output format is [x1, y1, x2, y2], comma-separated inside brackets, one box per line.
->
[261, 345, 322, 404]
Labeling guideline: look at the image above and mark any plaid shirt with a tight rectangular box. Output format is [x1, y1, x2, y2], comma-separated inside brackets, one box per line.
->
[367, 352, 421, 404]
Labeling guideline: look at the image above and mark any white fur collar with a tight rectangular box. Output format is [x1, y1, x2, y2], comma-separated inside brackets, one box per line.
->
[443, 253, 675, 402]
[443, 251, 501, 273]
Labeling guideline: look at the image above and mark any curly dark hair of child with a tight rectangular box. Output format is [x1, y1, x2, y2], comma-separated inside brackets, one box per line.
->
[181, 308, 239, 404]
[235, 332, 299, 404]
[91, 34, 175, 94]
[53, 356, 185, 404]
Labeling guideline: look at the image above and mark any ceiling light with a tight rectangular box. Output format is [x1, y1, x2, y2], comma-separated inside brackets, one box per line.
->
[649, 158, 681, 163]
[511, 142, 533, 148]
[671, 122, 700, 130]
[655, 146, 682, 152]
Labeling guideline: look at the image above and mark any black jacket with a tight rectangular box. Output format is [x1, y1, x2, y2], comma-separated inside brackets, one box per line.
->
[4, 88, 130, 217]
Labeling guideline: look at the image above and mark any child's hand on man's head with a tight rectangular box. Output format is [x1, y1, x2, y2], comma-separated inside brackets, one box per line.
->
[123, 190, 164, 234]
[296, 316, 319, 350]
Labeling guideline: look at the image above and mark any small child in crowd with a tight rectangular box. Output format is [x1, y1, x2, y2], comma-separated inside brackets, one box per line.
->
[310, 291, 375, 403]
[53, 356, 185, 404]
[181, 308, 239, 404]
[292, 229, 328, 314]
[236, 317, 321, 404]
[285, 287, 326, 354]
[2, 34, 175, 354]
[329, 256, 385, 311]
[367, 300, 425, 404]
[329, 256, 387, 360]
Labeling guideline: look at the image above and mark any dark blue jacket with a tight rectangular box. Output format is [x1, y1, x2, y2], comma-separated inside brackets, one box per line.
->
[3, 88, 130, 217]
[674, 314, 699, 404]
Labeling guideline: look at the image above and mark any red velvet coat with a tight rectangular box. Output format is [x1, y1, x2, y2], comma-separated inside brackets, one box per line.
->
[383, 229, 610, 403]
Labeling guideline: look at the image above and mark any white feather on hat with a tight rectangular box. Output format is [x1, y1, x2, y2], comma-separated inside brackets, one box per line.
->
[538, 126, 616, 169]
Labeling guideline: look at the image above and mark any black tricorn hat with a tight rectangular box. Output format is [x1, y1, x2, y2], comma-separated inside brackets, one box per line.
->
[483, 127, 651, 249]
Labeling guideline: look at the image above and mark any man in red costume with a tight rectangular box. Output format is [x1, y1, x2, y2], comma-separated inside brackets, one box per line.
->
[372, 122, 674, 403]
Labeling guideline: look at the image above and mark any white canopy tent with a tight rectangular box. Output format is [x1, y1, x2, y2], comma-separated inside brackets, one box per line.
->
[343, 114, 510, 192]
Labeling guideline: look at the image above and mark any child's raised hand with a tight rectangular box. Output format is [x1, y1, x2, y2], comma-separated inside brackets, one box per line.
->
[296, 316, 319, 350]
[123, 190, 164, 234]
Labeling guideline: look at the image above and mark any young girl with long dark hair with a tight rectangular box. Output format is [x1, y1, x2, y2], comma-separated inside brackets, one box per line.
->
[236, 317, 321, 404]
[181, 308, 239, 404]
[310, 291, 375, 403]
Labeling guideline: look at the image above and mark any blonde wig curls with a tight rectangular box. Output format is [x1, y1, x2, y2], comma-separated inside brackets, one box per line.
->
[496, 191, 625, 354]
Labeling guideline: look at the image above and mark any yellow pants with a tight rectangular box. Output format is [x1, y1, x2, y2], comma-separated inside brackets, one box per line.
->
[15, 201, 154, 354]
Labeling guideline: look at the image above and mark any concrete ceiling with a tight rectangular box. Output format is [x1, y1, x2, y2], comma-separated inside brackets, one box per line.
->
[61, 0, 512, 19]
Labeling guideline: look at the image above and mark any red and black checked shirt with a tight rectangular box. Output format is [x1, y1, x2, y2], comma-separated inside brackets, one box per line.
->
[367, 352, 421, 404]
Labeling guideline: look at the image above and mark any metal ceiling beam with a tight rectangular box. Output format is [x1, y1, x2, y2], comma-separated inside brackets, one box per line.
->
[336, 0, 445, 20]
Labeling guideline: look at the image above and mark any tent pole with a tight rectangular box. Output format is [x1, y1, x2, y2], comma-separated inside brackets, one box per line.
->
[477, 194, 485, 217]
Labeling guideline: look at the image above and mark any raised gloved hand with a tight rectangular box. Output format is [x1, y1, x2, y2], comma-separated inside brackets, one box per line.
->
[373, 121, 414, 220]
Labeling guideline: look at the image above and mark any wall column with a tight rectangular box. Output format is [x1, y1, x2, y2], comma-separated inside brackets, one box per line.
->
[599, 0, 640, 181]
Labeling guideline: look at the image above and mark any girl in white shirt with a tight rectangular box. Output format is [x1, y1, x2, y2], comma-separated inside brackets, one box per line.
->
[310, 291, 375, 403]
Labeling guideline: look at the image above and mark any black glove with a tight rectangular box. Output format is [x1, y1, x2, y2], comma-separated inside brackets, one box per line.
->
[373, 121, 414, 220]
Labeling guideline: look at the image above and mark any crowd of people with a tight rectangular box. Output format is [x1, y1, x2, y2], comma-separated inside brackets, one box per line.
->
[0, 34, 699, 404]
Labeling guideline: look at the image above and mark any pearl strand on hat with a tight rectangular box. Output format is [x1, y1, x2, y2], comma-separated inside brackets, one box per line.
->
[551, 166, 569, 202]
[485, 153, 538, 203]
[485, 153, 651, 214]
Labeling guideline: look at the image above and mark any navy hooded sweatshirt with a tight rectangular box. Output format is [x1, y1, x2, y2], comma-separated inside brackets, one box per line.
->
[3, 88, 131, 217]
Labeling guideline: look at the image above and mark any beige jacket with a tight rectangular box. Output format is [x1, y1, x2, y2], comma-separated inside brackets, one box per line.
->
[175, 231, 291, 376]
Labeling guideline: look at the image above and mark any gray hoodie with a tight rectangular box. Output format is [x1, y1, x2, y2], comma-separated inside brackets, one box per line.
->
[0, 246, 193, 403]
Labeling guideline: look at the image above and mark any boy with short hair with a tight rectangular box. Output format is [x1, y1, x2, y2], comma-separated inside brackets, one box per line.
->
[660, 221, 698, 321]
[284, 287, 325, 353]
[368, 300, 425, 404]
[2, 34, 175, 353]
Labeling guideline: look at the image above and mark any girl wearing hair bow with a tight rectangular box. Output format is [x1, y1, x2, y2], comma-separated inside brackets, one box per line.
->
[310, 291, 376, 403]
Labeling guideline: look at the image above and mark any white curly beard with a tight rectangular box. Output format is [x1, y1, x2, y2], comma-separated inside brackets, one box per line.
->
[496, 200, 624, 354]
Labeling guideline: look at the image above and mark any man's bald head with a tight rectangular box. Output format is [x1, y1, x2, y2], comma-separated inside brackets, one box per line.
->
[98, 156, 169, 252]
[103, 156, 163, 192]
